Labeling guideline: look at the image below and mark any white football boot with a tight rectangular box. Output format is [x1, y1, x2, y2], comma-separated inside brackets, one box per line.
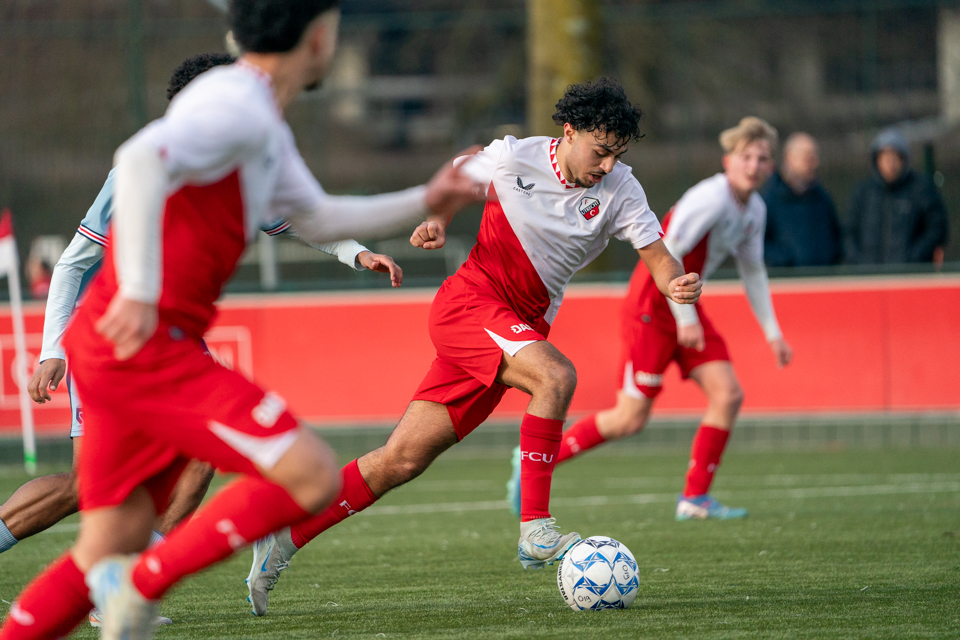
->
[88, 609, 172, 628]
[246, 528, 299, 616]
[517, 517, 580, 570]
[85, 555, 159, 640]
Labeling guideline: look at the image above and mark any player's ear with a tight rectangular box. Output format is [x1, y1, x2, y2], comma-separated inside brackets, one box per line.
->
[563, 123, 577, 144]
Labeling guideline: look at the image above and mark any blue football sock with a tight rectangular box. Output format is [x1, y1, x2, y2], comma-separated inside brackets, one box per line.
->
[0, 518, 19, 553]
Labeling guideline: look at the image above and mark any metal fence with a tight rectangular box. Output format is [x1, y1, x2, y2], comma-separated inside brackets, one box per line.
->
[2, 0, 959, 293]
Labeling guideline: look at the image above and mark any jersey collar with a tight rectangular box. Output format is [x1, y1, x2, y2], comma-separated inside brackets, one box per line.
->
[235, 59, 281, 115]
[550, 138, 580, 190]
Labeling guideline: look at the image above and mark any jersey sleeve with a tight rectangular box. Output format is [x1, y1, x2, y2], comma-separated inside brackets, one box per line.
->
[272, 138, 429, 245]
[609, 174, 664, 249]
[39, 233, 104, 362]
[260, 218, 368, 270]
[661, 182, 725, 260]
[111, 85, 273, 303]
[662, 180, 726, 328]
[452, 138, 506, 187]
[735, 201, 782, 341]
[77, 169, 115, 246]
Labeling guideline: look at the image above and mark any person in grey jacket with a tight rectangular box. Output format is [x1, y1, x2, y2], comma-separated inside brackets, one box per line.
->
[845, 128, 948, 265]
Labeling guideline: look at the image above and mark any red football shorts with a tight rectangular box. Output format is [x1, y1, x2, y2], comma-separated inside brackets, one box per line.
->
[621, 306, 730, 399]
[413, 276, 549, 440]
[65, 314, 300, 512]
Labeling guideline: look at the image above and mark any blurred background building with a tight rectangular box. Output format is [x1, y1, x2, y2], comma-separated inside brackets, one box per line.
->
[2, 0, 959, 293]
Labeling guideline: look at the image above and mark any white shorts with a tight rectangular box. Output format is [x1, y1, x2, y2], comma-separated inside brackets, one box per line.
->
[66, 370, 84, 438]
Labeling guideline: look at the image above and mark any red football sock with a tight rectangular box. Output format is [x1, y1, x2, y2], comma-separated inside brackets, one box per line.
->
[289, 459, 377, 549]
[684, 425, 731, 497]
[131, 477, 309, 600]
[519, 413, 563, 522]
[557, 414, 606, 463]
[0, 553, 90, 639]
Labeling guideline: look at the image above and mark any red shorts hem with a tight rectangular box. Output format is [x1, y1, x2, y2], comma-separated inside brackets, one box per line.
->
[622, 310, 730, 398]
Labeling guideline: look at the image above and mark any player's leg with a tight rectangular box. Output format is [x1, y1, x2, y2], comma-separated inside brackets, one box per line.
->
[676, 359, 747, 520]
[0, 436, 81, 551]
[246, 400, 457, 615]
[562, 392, 655, 462]
[154, 460, 215, 535]
[507, 323, 671, 516]
[550, 321, 672, 467]
[0, 484, 159, 640]
[496, 341, 581, 568]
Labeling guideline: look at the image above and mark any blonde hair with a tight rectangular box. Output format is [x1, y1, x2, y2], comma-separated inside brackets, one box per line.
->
[719, 116, 778, 155]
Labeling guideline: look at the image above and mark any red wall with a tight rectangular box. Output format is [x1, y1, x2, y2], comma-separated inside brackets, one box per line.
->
[1, 275, 957, 434]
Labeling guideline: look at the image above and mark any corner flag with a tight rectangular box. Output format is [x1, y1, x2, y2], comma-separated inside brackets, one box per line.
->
[0, 210, 36, 474]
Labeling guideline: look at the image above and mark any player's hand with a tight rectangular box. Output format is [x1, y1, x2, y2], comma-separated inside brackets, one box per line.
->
[677, 323, 706, 352]
[357, 251, 403, 287]
[668, 273, 701, 305]
[27, 358, 66, 404]
[95, 295, 159, 361]
[410, 218, 448, 251]
[770, 338, 793, 368]
[424, 145, 487, 220]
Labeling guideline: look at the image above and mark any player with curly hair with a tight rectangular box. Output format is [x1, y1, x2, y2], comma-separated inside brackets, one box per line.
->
[509, 116, 794, 521]
[244, 77, 702, 615]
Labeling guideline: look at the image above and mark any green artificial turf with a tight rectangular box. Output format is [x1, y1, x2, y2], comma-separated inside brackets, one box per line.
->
[0, 448, 958, 639]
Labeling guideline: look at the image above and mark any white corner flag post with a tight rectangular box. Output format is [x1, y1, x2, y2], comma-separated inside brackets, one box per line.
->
[0, 210, 36, 475]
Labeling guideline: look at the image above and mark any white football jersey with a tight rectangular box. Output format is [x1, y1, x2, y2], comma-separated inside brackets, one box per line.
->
[663, 172, 781, 340]
[457, 135, 663, 323]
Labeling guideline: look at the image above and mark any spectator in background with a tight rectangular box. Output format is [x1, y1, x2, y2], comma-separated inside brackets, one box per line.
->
[761, 132, 842, 267]
[25, 255, 52, 300]
[845, 128, 948, 265]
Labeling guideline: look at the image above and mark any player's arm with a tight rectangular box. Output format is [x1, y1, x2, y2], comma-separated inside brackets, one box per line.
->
[411, 142, 501, 251]
[29, 232, 104, 402]
[283, 148, 484, 249]
[305, 238, 404, 287]
[637, 239, 701, 305]
[661, 192, 726, 350]
[736, 220, 792, 368]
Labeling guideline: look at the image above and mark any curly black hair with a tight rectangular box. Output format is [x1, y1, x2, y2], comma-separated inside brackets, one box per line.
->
[166, 52, 236, 101]
[552, 78, 644, 148]
[230, 0, 341, 54]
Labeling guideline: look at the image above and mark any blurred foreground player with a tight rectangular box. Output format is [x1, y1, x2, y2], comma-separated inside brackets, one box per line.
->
[0, 0, 482, 637]
[3, 51, 403, 630]
[1, 55, 235, 569]
[245, 78, 702, 616]
[509, 116, 793, 521]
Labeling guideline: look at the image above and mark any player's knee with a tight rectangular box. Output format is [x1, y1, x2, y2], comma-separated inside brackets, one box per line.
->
[617, 412, 649, 437]
[717, 383, 744, 413]
[540, 360, 578, 402]
[300, 463, 340, 514]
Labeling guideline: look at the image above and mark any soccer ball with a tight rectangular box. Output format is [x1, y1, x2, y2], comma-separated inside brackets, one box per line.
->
[556, 536, 639, 611]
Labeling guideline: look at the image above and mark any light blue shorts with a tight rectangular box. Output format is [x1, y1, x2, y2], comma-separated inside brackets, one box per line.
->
[66, 370, 83, 438]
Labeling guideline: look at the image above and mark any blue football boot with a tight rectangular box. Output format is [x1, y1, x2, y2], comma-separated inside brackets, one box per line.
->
[675, 494, 748, 520]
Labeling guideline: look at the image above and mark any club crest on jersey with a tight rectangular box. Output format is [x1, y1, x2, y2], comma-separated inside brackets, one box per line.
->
[579, 196, 601, 220]
[514, 176, 535, 197]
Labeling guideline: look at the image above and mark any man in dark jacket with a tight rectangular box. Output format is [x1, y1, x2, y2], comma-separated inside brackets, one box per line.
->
[845, 128, 948, 265]
[761, 132, 842, 267]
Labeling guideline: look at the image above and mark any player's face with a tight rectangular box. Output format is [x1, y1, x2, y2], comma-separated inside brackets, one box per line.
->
[563, 125, 629, 188]
[723, 139, 774, 198]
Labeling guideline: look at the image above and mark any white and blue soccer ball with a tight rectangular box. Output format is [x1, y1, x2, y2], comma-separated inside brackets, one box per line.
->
[556, 536, 639, 611]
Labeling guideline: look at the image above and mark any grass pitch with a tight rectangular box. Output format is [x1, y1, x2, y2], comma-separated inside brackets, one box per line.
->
[0, 447, 958, 639]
